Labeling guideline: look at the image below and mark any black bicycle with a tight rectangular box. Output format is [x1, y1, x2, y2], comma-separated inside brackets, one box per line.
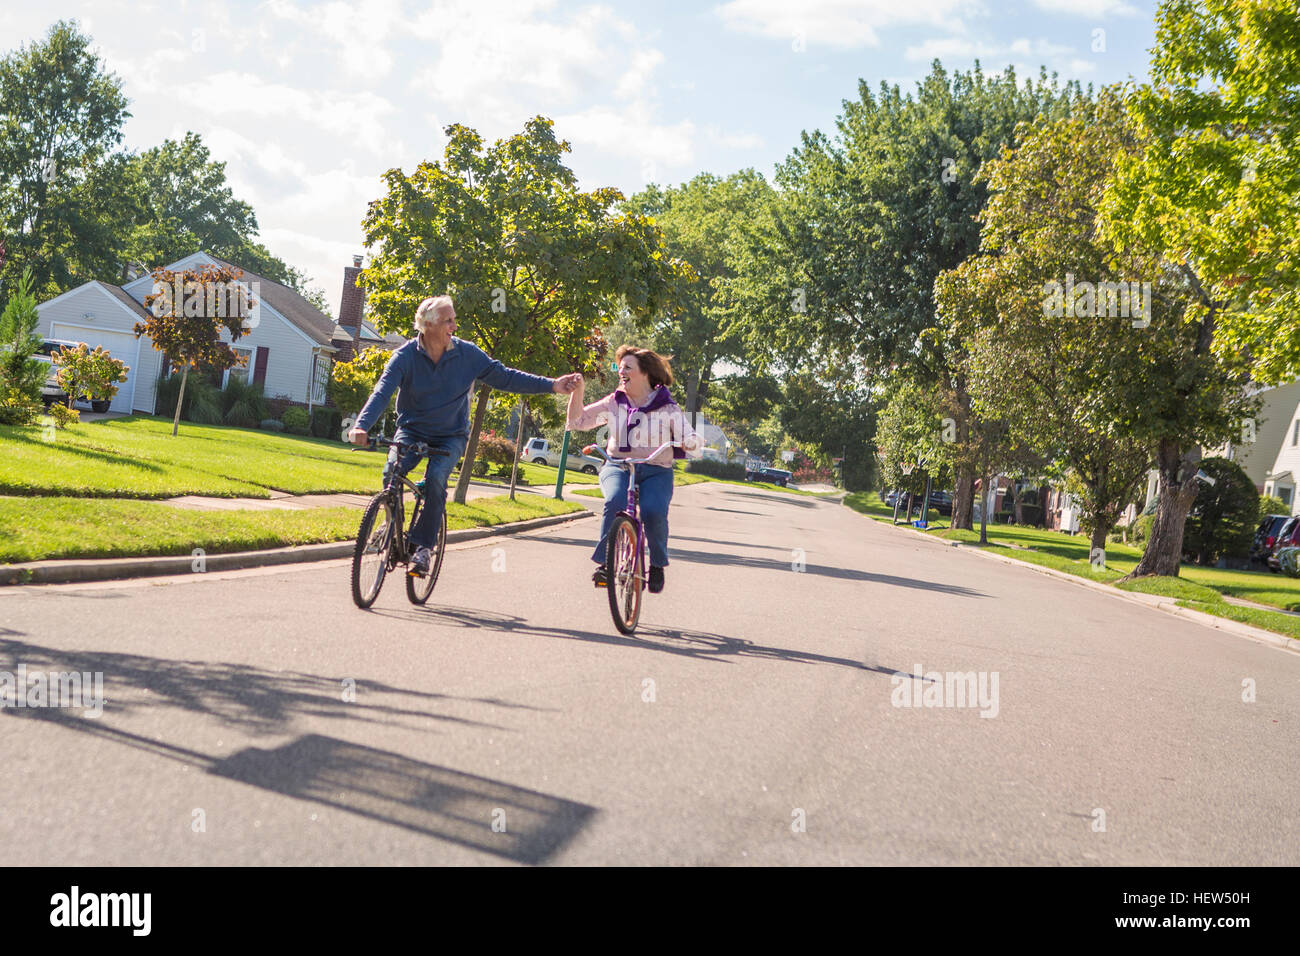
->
[351, 436, 450, 609]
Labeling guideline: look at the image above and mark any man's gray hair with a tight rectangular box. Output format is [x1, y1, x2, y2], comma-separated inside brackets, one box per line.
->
[414, 295, 454, 331]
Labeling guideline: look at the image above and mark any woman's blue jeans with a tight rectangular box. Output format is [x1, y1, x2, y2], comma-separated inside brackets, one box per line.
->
[593, 461, 674, 567]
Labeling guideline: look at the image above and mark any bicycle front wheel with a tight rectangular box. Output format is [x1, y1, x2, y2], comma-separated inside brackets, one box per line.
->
[406, 507, 447, 605]
[352, 493, 394, 608]
[605, 514, 643, 635]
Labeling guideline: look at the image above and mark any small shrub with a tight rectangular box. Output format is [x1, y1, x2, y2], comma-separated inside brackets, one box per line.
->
[221, 378, 270, 428]
[1183, 457, 1259, 564]
[1279, 547, 1300, 578]
[471, 459, 489, 477]
[281, 406, 310, 435]
[260, 418, 284, 431]
[476, 431, 517, 466]
[1260, 495, 1290, 516]
[310, 407, 342, 439]
[685, 459, 747, 480]
[0, 387, 40, 425]
[185, 379, 223, 424]
[48, 403, 79, 428]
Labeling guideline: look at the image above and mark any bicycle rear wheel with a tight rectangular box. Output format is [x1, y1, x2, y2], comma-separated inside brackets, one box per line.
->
[406, 507, 447, 605]
[352, 493, 394, 608]
[605, 514, 643, 634]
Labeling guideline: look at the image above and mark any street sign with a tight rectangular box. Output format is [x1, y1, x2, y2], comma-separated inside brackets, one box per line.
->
[781, 450, 795, 463]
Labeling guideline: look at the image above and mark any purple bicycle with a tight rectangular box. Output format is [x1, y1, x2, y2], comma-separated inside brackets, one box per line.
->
[582, 441, 679, 635]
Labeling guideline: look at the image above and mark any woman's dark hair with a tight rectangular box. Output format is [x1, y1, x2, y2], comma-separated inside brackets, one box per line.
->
[615, 345, 674, 389]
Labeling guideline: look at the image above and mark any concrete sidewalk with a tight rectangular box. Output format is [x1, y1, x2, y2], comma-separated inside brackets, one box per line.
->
[160, 480, 595, 512]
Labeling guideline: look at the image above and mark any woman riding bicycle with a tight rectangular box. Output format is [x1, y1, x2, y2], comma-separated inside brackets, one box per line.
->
[566, 345, 702, 593]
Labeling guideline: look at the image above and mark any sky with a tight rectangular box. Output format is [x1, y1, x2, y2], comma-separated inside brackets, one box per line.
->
[2, 0, 1160, 316]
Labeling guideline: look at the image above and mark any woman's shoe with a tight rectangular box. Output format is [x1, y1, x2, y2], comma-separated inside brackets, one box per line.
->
[648, 566, 664, 593]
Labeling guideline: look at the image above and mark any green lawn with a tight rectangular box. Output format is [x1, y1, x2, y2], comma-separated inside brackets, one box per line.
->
[845, 492, 1300, 638]
[0, 415, 601, 499]
[0, 494, 584, 563]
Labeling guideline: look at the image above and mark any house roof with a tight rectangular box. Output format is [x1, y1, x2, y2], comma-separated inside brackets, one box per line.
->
[206, 254, 337, 347]
[95, 281, 154, 322]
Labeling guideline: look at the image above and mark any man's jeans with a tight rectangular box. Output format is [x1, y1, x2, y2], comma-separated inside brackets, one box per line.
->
[389, 435, 469, 551]
[593, 461, 674, 567]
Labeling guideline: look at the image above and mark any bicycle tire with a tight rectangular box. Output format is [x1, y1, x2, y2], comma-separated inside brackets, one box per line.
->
[406, 507, 447, 605]
[605, 514, 643, 634]
[352, 493, 394, 608]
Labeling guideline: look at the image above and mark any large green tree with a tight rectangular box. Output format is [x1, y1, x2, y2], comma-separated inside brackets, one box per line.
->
[624, 170, 774, 426]
[936, 91, 1159, 555]
[733, 62, 1083, 528]
[361, 117, 688, 504]
[0, 20, 132, 300]
[1101, 0, 1296, 576]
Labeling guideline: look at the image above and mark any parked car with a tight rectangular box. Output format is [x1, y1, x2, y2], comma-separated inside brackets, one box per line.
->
[33, 338, 113, 412]
[1267, 516, 1300, 573]
[927, 490, 954, 517]
[1250, 514, 1291, 567]
[521, 437, 603, 474]
[747, 466, 793, 487]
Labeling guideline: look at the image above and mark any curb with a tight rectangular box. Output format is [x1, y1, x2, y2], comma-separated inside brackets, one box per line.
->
[856, 510, 1300, 656]
[0, 508, 594, 587]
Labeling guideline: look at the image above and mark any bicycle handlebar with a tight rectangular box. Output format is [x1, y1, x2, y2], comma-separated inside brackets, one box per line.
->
[351, 435, 450, 457]
[581, 442, 680, 466]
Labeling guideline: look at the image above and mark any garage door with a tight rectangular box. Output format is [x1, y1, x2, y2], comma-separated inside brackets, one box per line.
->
[51, 324, 138, 414]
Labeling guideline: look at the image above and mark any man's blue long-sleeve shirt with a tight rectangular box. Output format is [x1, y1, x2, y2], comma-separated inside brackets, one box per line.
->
[354, 336, 555, 442]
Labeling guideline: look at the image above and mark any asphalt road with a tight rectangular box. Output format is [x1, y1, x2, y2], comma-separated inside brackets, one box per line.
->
[1, 481, 1297, 865]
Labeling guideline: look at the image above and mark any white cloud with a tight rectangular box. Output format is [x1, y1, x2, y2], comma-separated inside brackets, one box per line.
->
[906, 35, 1097, 78]
[554, 105, 695, 168]
[1030, 0, 1139, 17]
[705, 126, 764, 150]
[715, 0, 983, 49]
[265, 0, 406, 79]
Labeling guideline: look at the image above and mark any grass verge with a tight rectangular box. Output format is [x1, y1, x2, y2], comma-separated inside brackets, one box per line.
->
[0, 495, 584, 563]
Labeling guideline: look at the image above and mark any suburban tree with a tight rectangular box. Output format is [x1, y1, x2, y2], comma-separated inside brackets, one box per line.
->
[135, 264, 257, 435]
[728, 62, 1084, 529]
[1100, 0, 1296, 576]
[0, 267, 46, 424]
[360, 117, 689, 504]
[935, 91, 1159, 556]
[0, 20, 132, 300]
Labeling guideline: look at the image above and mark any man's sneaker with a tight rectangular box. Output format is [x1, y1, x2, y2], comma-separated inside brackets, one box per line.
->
[409, 547, 431, 577]
[592, 566, 607, 588]
[648, 566, 664, 593]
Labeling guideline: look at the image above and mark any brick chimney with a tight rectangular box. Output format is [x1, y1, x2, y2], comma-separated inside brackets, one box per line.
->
[338, 255, 365, 357]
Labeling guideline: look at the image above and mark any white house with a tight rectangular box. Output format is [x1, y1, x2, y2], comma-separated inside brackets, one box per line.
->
[35, 251, 357, 414]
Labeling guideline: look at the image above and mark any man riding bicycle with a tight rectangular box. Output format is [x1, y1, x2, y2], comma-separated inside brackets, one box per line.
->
[348, 295, 582, 576]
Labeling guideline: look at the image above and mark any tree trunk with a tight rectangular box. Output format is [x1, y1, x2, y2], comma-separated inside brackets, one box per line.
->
[171, 367, 189, 437]
[508, 397, 527, 502]
[1090, 523, 1109, 557]
[1012, 482, 1025, 525]
[952, 466, 975, 530]
[453, 386, 492, 505]
[1123, 440, 1198, 579]
[978, 467, 991, 545]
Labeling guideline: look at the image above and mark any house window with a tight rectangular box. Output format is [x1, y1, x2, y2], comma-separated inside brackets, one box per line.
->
[1281, 486, 1294, 508]
[227, 348, 253, 387]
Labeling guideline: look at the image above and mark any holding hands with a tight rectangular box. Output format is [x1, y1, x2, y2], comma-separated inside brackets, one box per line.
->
[553, 373, 585, 395]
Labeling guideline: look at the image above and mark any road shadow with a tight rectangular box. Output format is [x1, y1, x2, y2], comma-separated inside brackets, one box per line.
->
[0, 636, 544, 736]
[6, 708, 591, 864]
[719, 488, 822, 509]
[371, 604, 904, 675]
[211, 733, 595, 864]
[532, 535, 987, 597]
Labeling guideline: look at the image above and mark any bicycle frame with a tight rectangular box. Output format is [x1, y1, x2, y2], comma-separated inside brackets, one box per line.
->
[372, 438, 447, 568]
[585, 441, 680, 586]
